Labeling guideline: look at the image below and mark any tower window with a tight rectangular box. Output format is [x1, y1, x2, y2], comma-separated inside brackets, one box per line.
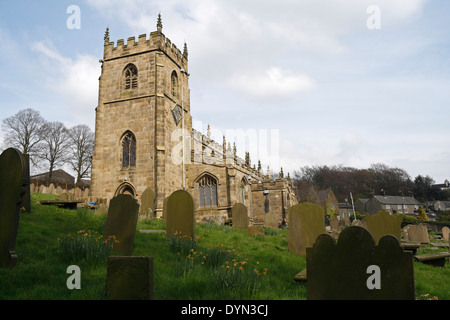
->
[171, 71, 178, 97]
[121, 131, 136, 168]
[124, 64, 138, 90]
[198, 174, 218, 207]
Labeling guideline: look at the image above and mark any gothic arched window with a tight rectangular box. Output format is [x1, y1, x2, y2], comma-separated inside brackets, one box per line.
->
[124, 64, 138, 90]
[171, 71, 178, 97]
[198, 174, 218, 207]
[121, 131, 136, 168]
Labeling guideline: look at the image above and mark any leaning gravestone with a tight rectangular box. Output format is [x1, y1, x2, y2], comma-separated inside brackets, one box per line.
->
[306, 225, 415, 300]
[403, 224, 430, 244]
[365, 210, 402, 244]
[0, 148, 28, 269]
[106, 256, 154, 300]
[104, 194, 140, 256]
[139, 187, 155, 219]
[166, 190, 195, 240]
[232, 203, 248, 229]
[288, 202, 325, 256]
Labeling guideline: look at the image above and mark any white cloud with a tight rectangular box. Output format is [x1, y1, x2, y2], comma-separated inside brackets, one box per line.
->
[229, 67, 316, 99]
[31, 41, 100, 128]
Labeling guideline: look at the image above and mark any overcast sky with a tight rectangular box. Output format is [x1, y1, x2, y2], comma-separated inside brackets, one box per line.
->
[0, 0, 449, 183]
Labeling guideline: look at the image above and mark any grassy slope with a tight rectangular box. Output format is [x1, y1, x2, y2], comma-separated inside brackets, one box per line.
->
[0, 194, 448, 300]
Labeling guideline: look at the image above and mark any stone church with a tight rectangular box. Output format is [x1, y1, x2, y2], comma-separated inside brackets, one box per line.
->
[90, 15, 297, 226]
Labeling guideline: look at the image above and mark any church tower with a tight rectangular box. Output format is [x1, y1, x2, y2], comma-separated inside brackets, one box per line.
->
[90, 15, 192, 212]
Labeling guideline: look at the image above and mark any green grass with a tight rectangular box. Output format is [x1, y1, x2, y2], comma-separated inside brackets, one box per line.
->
[0, 193, 449, 300]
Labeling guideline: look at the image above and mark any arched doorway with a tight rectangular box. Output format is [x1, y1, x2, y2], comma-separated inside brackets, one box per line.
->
[115, 182, 137, 198]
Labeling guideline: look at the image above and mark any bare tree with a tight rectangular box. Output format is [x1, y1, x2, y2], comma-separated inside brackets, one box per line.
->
[1, 108, 46, 165]
[37, 121, 70, 181]
[67, 124, 94, 185]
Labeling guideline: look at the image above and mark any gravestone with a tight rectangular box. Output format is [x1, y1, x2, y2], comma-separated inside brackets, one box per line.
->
[264, 211, 279, 229]
[106, 256, 153, 300]
[104, 194, 140, 255]
[403, 224, 430, 244]
[247, 225, 265, 236]
[139, 187, 155, 219]
[55, 185, 63, 195]
[166, 190, 195, 240]
[365, 210, 402, 244]
[442, 226, 449, 242]
[306, 226, 415, 300]
[0, 148, 28, 269]
[48, 183, 55, 195]
[60, 192, 74, 201]
[288, 202, 325, 256]
[94, 204, 108, 216]
[232, 203, 248, 229]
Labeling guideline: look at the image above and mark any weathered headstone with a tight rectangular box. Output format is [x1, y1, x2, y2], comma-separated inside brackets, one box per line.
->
[104, 194, 140, 255]
[166, 190, 195, 240]
[306, 226, 415, 300]
[0, 148, 28, 268]
[365, 210, 402, 244]
[288, 202, 325, 256]
[94, 204, 108, 216]
[264, 211, 279, 229]
[106, 256, 153, 300]
[247, 225, 265, 236]
[442, 226, 449, 242]
[403, 224, 430, 244]
[60, 192, 74, 201]
[55, 185, 63, 195]
[139, 187, 155, 219]
[232, 203, 248, 229]
[48, 183, 55, 195]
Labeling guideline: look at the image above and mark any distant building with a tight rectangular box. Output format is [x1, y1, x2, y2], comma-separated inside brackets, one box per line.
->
[366, 194, 420, 216]
[301, 186, 339, 217]
[354, 198, 369, 214]
[432, 200, 450, 212]
[30, 169, 75, 188]
[432, 179, 450, 190]
[338, 202, 354, 218]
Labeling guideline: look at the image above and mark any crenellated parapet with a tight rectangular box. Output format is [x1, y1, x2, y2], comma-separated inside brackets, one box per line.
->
[102, 15, 188, 72]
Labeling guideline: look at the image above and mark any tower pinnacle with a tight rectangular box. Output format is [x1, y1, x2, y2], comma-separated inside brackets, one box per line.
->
[104, 26, 110, 44]
[157, 13, 163, 32]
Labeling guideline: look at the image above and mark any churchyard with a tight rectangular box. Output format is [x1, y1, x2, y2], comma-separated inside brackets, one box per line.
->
[0, 191, 449, 300]
[0, 148, 449, 300]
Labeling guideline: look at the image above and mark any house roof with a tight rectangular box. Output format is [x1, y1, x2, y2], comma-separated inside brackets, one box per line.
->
[372, 195, 419, 205]
[30, 169, 75, 185]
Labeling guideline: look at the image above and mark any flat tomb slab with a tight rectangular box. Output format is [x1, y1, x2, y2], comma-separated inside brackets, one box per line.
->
[414, 252, 450, 267]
